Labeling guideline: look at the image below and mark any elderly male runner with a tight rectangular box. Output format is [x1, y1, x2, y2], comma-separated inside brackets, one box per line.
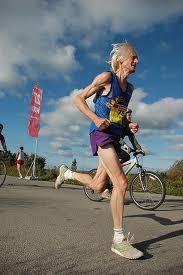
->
[55, 43, 144, 259]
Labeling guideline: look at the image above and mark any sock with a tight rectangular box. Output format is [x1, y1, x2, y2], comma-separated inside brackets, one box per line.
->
[113, 228, 125, 244]
[64, 169, 73, 180]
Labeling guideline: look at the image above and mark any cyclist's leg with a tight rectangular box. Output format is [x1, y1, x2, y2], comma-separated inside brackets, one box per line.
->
[118, 149, 130, 163]
[97, 144, 127, 230]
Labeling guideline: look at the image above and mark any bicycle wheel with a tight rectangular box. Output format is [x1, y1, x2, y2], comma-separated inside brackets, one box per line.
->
[130, 171, 166, 210]
[0, 161, 7, 187]
[83, 169, 104, 202]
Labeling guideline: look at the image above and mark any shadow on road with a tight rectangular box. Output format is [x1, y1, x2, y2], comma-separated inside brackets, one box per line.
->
[125, 211, 183, 259]
[125, 213, 183, 226]
[136, 229, 183, 260]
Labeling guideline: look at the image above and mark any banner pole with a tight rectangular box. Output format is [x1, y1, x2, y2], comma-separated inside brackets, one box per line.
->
[32, 138, 38, 177]
[25, 85, 43, 180]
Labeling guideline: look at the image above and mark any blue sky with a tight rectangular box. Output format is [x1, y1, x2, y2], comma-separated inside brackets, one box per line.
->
[0, 0, 183, 171]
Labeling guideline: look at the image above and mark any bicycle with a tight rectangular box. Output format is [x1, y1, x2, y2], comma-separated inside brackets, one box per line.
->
[84, 151, 166, 210]
[0, 150, 7, 187]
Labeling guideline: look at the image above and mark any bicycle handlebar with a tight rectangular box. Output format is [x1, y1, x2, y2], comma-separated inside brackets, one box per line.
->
[132, 150, 145, 157]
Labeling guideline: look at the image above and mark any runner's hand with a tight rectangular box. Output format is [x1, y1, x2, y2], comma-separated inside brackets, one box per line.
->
[129, 122, 139, 134]
[95, 117, 111, 130]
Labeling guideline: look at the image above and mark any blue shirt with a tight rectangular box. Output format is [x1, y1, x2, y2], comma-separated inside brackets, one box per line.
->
[89, 72, 133, 136]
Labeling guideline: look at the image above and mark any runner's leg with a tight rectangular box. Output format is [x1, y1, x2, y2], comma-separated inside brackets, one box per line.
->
[17, 163, 21, 177]
[73, 160, 109, 192]
[97, 144, 127, 230]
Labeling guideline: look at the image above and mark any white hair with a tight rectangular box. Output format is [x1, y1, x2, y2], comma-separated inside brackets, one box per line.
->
[108, 42, 135, 72]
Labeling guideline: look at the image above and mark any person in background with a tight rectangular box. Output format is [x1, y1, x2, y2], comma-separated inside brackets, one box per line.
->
[16, 146, 27, 179]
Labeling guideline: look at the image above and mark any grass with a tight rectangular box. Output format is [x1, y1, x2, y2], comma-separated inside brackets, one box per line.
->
[3, 164, 183, 197]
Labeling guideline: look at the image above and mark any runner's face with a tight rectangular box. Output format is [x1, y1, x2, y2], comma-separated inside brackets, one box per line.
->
[122, 50, 138, 74]
[126, 112, 132, 121]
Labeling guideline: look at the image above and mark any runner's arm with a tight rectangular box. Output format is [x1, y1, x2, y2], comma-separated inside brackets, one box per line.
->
[128, 133, 142, 151]
[16, 151, 19, 159]
[74, 72, 112, 129]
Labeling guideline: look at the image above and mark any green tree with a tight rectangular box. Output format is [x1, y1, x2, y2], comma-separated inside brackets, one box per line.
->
[24, 154, 46, 171]
[71, 158, 77, 171]
[167, 159, 183, 181]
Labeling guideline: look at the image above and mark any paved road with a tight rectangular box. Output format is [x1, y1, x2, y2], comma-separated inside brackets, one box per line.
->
[0, 176, 183, 275]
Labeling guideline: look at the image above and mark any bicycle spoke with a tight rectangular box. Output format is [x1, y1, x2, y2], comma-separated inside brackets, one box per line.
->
[84, 186, 103, 201]
[83, 169, 104, 202]
[130, 171, 166, 210]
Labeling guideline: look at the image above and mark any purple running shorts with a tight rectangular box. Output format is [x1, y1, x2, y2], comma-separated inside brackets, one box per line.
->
[90, 130, 122, 156]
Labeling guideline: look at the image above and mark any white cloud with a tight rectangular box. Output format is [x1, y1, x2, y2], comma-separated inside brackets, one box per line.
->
[127, 89, 183, 153]
[1, 0, 183, 94]
[174, 144, 183, 150]
[0, 1, 79, 94]
[162, 134, 183, 143]
[129, 88, 183, 132]
[160, 156, 182, 161]
[41, 89, 95, 156]
[76, 0, 183, 34]
[41, 85, 183, 158]
[161, 134, 183, 151]
[177, 121, 183, 127]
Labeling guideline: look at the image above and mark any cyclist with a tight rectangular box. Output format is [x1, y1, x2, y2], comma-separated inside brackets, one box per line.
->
[0, 124, 7, 152]
[102, 108, 144, 199]
[120, 108, 144, 155]
[55, 42, 143, 259]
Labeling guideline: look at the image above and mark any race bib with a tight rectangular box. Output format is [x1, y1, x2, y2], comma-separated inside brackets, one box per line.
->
[109, 104, 127, 124]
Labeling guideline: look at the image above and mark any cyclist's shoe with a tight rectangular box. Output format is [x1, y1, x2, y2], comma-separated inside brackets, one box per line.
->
[55, 165, 68, 189]
[111, 234, 143, 260]
[101, 189, 111, 200]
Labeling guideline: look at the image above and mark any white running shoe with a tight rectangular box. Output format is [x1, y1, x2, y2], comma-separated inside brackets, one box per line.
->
[111, 233, 143, 260]
[55, 165, 68, 189]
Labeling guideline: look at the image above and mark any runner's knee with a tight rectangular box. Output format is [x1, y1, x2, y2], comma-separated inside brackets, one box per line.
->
[92, 181, 106, 193]
[113, 177, 127, 193]
[121, 179, 127, 193]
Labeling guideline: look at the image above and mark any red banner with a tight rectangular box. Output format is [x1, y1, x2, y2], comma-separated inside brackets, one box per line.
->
[28, 85, 43, 138]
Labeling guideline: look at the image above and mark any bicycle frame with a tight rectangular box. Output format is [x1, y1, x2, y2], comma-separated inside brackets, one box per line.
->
[120, 152, 148, 191]
[120, 153, 143, 176]
[84, 151, 166, 210]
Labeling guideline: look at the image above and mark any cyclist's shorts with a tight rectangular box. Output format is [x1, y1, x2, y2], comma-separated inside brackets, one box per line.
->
[90, 130, 123, 156]
[16, 160, 24, 165]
